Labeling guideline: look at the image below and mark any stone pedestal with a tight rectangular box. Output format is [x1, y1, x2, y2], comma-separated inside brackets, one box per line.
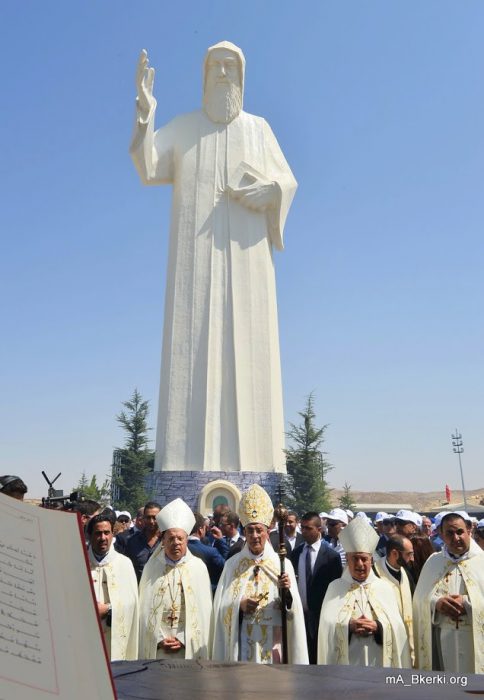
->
[145, 471, 284, 514]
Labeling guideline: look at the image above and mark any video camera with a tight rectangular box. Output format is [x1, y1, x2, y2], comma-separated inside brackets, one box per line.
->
[40, 470, 86, 509]
[41, 490, 86, 510]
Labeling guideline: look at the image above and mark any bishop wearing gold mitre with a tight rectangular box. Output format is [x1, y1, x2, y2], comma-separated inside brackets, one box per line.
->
[138, 498, 212, 659]
[212, 484, 308, 664]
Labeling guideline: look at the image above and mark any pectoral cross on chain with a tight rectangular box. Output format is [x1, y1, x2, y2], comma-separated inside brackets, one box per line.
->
[167, 580, 183, 629]
[167, 604, 178, 629]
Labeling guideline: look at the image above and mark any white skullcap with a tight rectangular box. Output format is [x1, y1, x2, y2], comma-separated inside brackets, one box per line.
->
[339, 517, 379, 554]
[117, 510, 131, 520]
[327, 508, 349, 525]
[477, 518, 484, 529]
[156, 498, 195, 535]
[345, 509, 354, 519]
[319, 512, 329, 519]
[355, 511, 367, 519]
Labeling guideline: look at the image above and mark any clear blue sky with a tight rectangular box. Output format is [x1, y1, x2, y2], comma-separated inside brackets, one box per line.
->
[1, 2, 483, 499]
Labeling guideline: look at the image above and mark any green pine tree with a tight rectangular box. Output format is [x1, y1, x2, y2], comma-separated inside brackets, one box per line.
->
[112, 389, 155, 512]
[284, 393, 332, 514]
[74, 471, 111, 504]
[76, 471, 89, 492]
[339, 481, 356, 511]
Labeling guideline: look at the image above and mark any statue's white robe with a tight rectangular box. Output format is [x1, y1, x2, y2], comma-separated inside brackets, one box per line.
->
[138, 547, 212, 660]
[318, 569, 411, 668]
[89, 546, 139, 661]
[374, 557, 415, 666]
[131, 107, 297, 473]
[413, 540, 484, 673]
[212, 542, 308, 664]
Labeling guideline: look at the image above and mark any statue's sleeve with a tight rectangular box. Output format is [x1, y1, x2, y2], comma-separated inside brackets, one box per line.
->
[129, 100, 175, 185]
[263, 119, 297, 251]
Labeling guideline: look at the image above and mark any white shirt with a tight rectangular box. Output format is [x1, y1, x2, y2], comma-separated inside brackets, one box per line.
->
[228, 532, 243, 546]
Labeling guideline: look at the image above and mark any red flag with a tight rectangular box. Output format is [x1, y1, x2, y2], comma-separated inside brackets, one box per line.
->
[445, 484, 451, 502]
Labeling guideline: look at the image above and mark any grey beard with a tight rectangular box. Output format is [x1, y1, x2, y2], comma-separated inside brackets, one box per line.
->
[203, 83, 242, 124]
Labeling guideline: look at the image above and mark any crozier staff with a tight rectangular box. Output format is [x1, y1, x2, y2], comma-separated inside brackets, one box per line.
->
[274, 500, 289, 663]
[212, 484, 308, 664]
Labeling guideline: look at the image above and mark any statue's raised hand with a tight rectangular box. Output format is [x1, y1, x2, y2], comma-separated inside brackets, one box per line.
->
[136, 49, 156, 121]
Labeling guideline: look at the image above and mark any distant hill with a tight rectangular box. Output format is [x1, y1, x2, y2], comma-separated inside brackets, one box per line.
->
[329, 487, 484, 512]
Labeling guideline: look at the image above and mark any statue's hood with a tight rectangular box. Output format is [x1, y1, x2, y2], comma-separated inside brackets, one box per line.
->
[203, 40, 245, 104]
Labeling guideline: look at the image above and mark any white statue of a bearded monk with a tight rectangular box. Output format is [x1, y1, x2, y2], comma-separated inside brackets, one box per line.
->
[130, 41, 297, 474]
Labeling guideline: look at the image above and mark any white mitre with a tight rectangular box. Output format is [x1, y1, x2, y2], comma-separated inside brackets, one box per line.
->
[339, 516, 379, 554]
[156, 498, 195, 535]
[239, 484, 273, 527]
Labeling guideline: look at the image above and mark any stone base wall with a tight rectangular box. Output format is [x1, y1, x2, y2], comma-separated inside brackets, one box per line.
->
[145, 471, 284, 510]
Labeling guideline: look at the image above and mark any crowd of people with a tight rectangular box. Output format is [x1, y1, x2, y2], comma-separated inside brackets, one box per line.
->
[2, 474, 484, 673]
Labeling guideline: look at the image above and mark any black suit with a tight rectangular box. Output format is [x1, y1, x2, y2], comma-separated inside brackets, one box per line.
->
[226, 537, 246, 560]
[287, 532, 304, 552]
[269, 530, 303, 554]
[114, 526, 137, 556]
[290, 539, 343, 663]
[376, 533, 388, 558]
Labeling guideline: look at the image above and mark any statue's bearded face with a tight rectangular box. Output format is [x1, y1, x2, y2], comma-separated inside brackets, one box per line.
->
[204, 48, 242, 124]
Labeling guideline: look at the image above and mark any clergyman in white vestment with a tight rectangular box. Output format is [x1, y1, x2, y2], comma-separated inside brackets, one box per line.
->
[138, 498, 212, 659]
[374, 534, 415, 666]
[87, 514, 139, 661]
[413, 511, 484, 673]
[318, 518, 410, 668]
[212, 484, 308, 664]
[130, 41, 297, 473]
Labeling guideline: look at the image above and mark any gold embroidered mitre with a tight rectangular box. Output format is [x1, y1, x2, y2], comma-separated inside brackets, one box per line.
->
[239, 484, 273, 527]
